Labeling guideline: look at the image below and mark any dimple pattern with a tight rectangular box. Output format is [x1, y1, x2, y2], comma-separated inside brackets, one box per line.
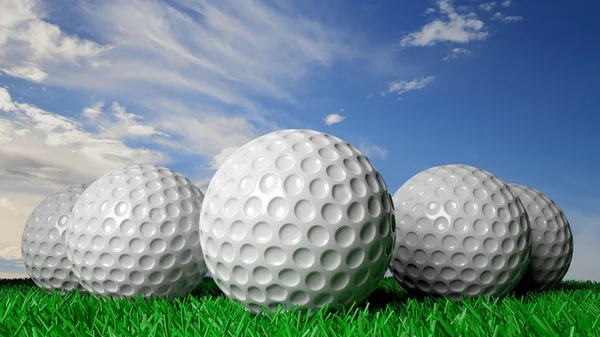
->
[200, 129, 395, 314]
[21, 185, 88, 294]
[65, 165, 207, 300]
[508, 183, 573, 291]
[390, 164, 531, 299]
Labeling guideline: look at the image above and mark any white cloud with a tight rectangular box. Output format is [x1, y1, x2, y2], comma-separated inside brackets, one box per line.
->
[209, 146, 240, 170]
[0, 0, 111, 82]
[0, 197, 16, 211]
[479, 2, 496, 12]
[20, 0, 352, 108]
[399, 0, 488, 47]
[1, 0, 355, 169]
[492, 12, 524, 23]
[0, 87, 167, 189]
[501, 1, 511, 7]
[82, 102, 170, 139]
[0, 246, 21, 260]
[383, 76, 435, 96]
[0, 66, 48, 82]
[324, 113, 346, 126]
[503, 15, 524, 22]
[82, 101, 104, 120]
[357, 143, 387, 160]
[444, 47, 472, 60]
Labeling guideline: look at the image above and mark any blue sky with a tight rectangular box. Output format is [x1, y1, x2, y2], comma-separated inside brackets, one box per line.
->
[0, 0, 598, 281]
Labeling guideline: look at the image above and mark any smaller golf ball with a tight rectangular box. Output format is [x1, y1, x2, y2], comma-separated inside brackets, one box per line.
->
[66, 164, 207, 300]
[21, 184, 88, 294]
[200, 129, 396, 314]
[391, 164, 531, 299]
[508, 183, 574, 291]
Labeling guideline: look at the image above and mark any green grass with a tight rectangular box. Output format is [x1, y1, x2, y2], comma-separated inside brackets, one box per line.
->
[1, 278, 599, 337]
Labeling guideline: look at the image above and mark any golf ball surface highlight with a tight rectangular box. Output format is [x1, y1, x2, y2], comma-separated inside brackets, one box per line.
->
[66, 165, 207, 300]
[200, 129, 395, 313]
[508, 183, 573, 291]
[391, 164, 531, 299]
[21, 184, 88, 294]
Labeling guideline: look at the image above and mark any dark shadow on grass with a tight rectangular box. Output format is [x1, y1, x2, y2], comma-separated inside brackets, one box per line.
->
[189, 277, 225, 299]
[507, 280, 600, 304]
[0, 278, 35, 287]
[350, 278, 422, 312]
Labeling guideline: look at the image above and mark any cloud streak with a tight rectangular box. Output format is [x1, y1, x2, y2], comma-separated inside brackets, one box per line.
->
[444, 48, 472, 60]
[383, 76, 435, 96]
[0, 0, 111, 82]
[492, 12, 524, 23]
[399, 0, 488, 47]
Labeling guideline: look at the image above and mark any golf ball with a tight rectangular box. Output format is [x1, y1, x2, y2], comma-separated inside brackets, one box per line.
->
[66, 164, 207, 300]
[390, 164, 531, 299]
[508, 183, 573, 291]
[21, 184, 88, 294]
[200, 129, 395, 314]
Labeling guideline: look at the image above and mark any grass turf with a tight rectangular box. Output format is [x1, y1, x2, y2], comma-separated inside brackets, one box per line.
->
[0, 277, 599, 337]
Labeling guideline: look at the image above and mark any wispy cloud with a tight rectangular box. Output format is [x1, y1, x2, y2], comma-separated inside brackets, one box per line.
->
[444, 48, 472, 60]
[358, 143, 387, 160]
[399, 0, 488, 47]
[0, 0, 111, 82]
[501, 1, 512, 7]
[82, 102, 169, 139]
[492, 12, 524, 22]
[0, 0, 357, 180]
[324, 113, 346, 126]
[50, 0, 352, 107]
[382, 76, 435, 96]
[0, 87, 166, 189]
[479, 2, 496, 12]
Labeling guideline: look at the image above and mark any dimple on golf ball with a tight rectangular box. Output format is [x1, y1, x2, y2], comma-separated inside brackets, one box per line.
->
[390, 164, 531, 299]
[21, 184, 88, 294]
[508, 183, 573, 291]
[200, 129, 396, 314]
[66, 164, 207, 300]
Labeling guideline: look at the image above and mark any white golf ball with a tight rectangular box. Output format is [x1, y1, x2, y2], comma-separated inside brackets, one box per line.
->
[508, 183, 574, 291]
[21, 184, 88, 294]
[200, 129, 395, 314]
[66, 164, 207, 300]
[391, 164, 531, 299]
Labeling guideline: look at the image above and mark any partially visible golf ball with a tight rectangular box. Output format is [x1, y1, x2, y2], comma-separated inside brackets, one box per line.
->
[21, 184, 88, 294]
[66, 164, 207, 300]
[508, 183, 573, 291]
[200, 129, 396, 314]
[391, 164, 531, 299]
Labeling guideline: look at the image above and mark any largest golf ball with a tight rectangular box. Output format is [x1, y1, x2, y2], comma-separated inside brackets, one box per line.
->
[200, 129, 395, 314]
[508, 183, 573, 291]
[66, 164, 207, 300]
[21, 184, 88, 294]
[391, 164, 531, 299]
